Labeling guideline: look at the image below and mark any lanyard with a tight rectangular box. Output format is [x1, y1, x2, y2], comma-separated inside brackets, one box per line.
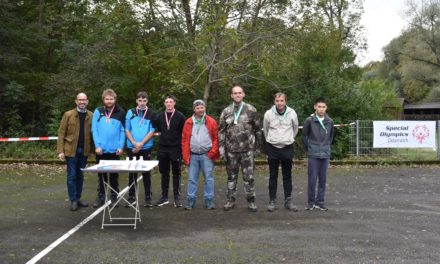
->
[192, 113, 205, 125]
[105, 105, 115, 123]
[271, 106, 288, 126]
[165, 110, 175, 130]
[192, 113, 205, 135]
[316, 114, 327, 134]
[233, 102, 244, 125]
[136, 107, 148, 127]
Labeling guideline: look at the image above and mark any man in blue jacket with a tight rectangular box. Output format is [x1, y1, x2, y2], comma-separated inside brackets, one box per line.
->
[92, 89, 126, 207]
[302, 97, 334, 211]
[125, 91, 156, 207]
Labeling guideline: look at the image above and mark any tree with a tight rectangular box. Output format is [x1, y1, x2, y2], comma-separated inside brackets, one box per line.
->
[381, 0, 440, 103]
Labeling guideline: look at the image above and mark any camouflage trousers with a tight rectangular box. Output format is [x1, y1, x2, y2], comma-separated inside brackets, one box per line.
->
[225, 151, 256, 202]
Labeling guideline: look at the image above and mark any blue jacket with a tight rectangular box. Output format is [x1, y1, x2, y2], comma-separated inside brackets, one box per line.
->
[92, 105, 126, 153]
[125, 108, 156, 150]
[302, 113, 334, 159]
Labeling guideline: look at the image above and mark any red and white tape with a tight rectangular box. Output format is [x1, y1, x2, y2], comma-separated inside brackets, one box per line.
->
[298, 122, 355, 129]
[0, 137, 58, 142]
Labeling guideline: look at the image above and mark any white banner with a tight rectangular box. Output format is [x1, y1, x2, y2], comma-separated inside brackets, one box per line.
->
[373, 121, 436, 148]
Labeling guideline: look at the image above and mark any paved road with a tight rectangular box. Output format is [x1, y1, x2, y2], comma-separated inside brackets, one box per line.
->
[1, 164, 439, 263]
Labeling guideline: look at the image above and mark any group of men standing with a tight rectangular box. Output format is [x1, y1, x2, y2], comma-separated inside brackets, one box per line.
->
[57, 85, 334, 213]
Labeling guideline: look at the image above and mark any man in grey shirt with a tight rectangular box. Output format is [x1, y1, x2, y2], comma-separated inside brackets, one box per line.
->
[181, 100, 220, 210]
[263, 92, 299, 212]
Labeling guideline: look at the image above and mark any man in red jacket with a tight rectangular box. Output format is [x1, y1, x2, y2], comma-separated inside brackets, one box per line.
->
[181, 99, 219, 210]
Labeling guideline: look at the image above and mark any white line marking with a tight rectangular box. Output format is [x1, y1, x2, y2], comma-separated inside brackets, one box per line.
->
[26, 176, 143, 264]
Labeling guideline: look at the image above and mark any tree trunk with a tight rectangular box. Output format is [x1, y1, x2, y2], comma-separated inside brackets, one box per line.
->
[38, 0, 45, 31]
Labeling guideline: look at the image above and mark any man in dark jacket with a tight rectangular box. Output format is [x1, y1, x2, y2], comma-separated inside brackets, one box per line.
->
[57, 92, 93, 211]
[155, 95, 185, 207]
[302, 97, 334, 211]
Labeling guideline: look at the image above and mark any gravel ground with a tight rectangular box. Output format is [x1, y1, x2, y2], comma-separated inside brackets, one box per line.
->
[1, 164, 439, 264]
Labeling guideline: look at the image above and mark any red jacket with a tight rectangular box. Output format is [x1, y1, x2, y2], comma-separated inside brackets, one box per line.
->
[181, 114, 220, 165]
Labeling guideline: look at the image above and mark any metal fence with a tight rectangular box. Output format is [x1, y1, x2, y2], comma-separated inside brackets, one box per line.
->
[348, 120, 439, 160]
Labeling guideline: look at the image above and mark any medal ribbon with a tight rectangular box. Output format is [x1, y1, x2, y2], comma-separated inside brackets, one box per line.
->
[192, 113, 205, 135]
[316, 114, 328, 134]
[165, 110, 175, 130]
[192, 113, 206, 125]
[136, 107, 148, 127]
[105, 105, 115, 123]
[271, 106, 288, 125]
[233, 102, 244, 124]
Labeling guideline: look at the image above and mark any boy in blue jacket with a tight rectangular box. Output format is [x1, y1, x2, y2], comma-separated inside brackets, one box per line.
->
[92, 89, 126, 207]
[125, 91, 156, 207]
[302, 97, 334, 211]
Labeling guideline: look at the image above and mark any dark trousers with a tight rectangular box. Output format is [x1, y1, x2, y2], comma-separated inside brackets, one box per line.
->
[158, 149, 181, 198]
[268, 158, 293, 201]
[307, 157, 329, 207]
[127, 149, 152, 201]
[95, 153, 119, 200]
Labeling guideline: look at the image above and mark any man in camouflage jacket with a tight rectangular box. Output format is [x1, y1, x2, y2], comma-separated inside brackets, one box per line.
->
[218, 85, 262, 212]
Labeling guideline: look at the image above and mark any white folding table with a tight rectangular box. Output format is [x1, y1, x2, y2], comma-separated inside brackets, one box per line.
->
[82, 159, 158, 229]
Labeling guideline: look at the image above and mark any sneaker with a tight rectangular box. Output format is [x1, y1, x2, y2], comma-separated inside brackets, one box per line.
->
[125, 197, 136, 208]
[284, 197, 298, 212]
[155, 196, 169, 207]
[174, 197, 182, 208]
[110, 197, 119, 208]
[204, 198, 215, 210]
[70, 201, 78, 211]
[77, 200, 88, 207]
[223, 200, 235, 211]
[313, 204, 328, 211]
[267, 200, 277, 212]
[185, 197, 196, 210]
[305, 205, 314, 211]
[143, 198, 153, 207]
[248, 202, 258, 212]
[93, 197, 105, 208]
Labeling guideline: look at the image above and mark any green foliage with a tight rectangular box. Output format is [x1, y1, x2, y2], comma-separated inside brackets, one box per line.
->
[2, 81, 25, 137]
[423, 86, 440, 103]
[354, 80, 400, 120]
[378, 0, 440, 103]
[0, 0, 392, 160]
[0, 141, 55, 159]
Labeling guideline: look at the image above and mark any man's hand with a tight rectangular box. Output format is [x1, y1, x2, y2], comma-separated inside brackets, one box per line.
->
[254, 149, 260, 157]
[95, 148, 103, 155]
[220, 150, 226, 161]
[219, 147, 225, 159]
[116, 149, 123, 156]
[131, 148, 139, 154]
[134, 142, 143, 151]
[57, 153, 65, 161]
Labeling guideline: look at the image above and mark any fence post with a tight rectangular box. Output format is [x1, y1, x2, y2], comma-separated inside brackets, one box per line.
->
[437, 121, 440, 160]
[356, 120, 360, 157]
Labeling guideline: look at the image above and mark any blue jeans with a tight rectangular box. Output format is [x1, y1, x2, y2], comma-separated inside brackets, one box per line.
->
[66, 148, 88, 202]
[307, 158, 329, 207]
[187, 153, 214, 200]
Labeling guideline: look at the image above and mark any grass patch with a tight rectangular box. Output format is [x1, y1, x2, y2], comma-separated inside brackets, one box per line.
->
[0, 141, 56, 159]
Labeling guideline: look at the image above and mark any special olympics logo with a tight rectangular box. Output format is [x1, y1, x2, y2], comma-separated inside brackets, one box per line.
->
[412, 125, 430, 144]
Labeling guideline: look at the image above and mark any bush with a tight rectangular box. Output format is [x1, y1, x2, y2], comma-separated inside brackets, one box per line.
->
[0, 141, 56, 159]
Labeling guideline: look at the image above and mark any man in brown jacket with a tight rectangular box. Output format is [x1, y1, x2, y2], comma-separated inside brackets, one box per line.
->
[57, 92, 93, 211]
